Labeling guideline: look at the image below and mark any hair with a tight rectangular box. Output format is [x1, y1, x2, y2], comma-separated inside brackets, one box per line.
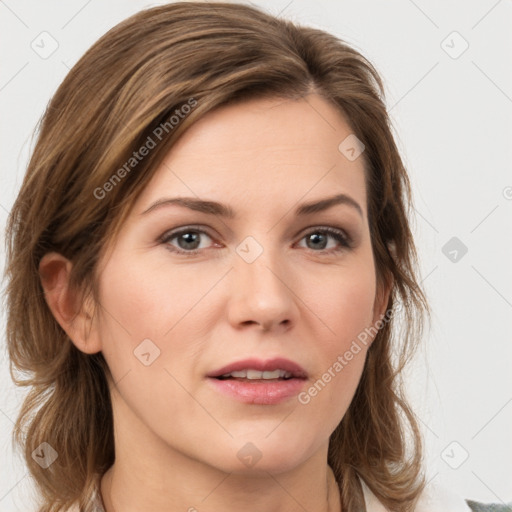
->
[4, 2, 429, 511]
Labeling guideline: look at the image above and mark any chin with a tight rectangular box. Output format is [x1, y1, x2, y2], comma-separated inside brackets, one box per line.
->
[208, 434, 318, 476]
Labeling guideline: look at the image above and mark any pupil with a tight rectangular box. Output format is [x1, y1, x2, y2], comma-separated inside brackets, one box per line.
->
[179, 232, 200, 250]
[308, 232, 326, 250]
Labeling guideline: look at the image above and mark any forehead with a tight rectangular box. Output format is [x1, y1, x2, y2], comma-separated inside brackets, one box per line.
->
[133, 94, 367, 219]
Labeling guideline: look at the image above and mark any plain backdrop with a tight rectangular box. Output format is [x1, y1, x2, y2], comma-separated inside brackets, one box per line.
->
[1, 0, 511, 510]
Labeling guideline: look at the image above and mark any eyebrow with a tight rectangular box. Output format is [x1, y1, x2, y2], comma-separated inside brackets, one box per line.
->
[140, 193, 363, 218]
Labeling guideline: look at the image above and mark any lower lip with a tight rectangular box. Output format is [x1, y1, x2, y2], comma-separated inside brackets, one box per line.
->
[207, 377, 306, 405]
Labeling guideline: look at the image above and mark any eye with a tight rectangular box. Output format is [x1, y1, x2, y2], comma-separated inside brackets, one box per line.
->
[296, 227, 352, 253]
[160, 226, 216, 255]
[160, 225, 352, 256]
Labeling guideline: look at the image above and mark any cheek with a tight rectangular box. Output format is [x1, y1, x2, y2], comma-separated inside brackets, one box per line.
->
[94, 253, 211, 437]
[97, 247, 215, 343]
[94, 251, 170, 383]
[95, 248, 219, 401]
[300, 255, 376, 418]
[306, 257, 377, 349]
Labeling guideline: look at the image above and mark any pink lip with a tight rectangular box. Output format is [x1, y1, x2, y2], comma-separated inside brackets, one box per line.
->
[207, 358, 308, 405]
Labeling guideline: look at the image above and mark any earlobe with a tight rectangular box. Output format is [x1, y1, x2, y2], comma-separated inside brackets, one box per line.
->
[39, 252, 101, 354]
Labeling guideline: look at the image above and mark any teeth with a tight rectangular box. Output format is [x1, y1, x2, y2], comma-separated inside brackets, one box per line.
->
[230, 370, 248, 378]
[220, 369, 293, 380]
[262, 370, 281, 379]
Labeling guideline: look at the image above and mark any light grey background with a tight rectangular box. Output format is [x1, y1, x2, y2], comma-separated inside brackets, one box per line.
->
[1, 0, 511, 510]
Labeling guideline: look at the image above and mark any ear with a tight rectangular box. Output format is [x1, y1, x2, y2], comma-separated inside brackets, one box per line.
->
[39, 252, 101, 354]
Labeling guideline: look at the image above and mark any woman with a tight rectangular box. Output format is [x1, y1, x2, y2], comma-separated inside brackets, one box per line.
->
[4, 2, 504, 511]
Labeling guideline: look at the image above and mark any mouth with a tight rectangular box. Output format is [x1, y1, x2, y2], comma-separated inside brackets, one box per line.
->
[216, 369, 296, 381]
[207, 358, 308, 405]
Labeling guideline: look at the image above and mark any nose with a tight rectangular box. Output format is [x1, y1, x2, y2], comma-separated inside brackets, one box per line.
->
[226, 246, 299, 333]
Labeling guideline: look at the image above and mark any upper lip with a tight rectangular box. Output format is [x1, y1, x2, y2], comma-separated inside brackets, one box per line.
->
[207, 358, 308, 379]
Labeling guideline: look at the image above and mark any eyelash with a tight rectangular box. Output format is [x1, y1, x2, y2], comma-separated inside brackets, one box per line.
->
[159, 225, 352, 256]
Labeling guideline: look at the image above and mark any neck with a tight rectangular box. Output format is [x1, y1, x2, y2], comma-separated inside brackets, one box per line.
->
[101, 454, 341, 512]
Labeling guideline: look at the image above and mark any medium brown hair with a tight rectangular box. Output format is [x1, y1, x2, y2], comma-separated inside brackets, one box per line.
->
[4, 2, 428, 511]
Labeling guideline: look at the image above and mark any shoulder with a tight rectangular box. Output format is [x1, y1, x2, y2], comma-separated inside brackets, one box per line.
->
[419, 484, 512, 512]
[466, 501, 512, 512]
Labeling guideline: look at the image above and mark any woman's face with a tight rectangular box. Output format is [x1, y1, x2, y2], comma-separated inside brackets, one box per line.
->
[94, 93, 387, 474]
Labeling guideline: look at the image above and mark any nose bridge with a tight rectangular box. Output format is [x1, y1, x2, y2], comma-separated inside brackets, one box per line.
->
[228, 233, 298, 329]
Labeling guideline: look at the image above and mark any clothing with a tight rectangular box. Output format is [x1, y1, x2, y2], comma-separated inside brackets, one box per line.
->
[361, 479, 511, 512]
[66, 474, 509, 512]
[466, 503, 512, 512]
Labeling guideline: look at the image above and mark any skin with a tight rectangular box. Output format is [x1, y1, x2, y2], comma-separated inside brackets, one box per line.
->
[40, 93, 390, 512]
